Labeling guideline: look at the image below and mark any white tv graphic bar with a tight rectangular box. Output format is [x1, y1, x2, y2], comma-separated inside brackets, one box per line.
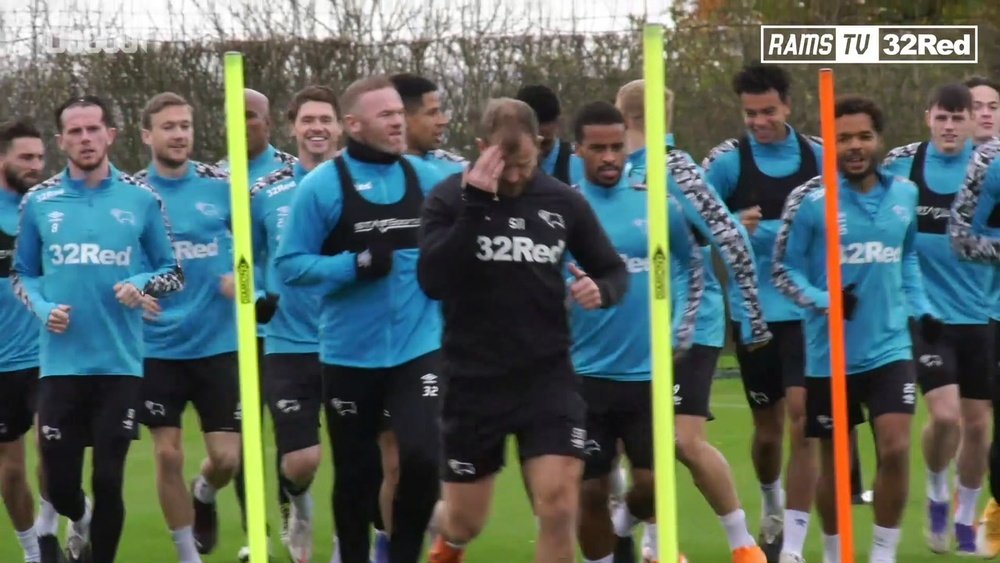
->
[761, 25, 978, 64]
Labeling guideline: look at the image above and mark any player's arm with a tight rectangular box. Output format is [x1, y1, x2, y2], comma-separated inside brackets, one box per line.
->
[248, 189, 278, 321]
[700, 139, 740, 201]
[10, 195, 55, 321]
[669, 150, 770, 345]
[565, 190, 628, 309]
[949, 142, 1000, 263]
[274, 173, 358, 295]
[409, 155, 452, 197]
[880, 143, 919, 177]
[902, 203, 938, 319]
[772, 178, 829, 310]
[417, 181, 490, 300]
[125, 194, 184, 297]
[668, 197, 702, 351]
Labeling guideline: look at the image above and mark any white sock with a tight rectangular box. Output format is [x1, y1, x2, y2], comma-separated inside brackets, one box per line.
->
[331, 534, 342, 563]
[612, 502, 638, 537]
[823, 534, 840, 563]
[870, 525, 901, 562]
[73, 498, 92, 532]
[926, 467, 949, 503]
[955, 485, 982, 526]
[642, 523, 658, 555]
[760, 479, 785, 516]
[193, 475, 217, 504]
[719, 509, 755, 550]
[583, 555, 614, 563]
[35, 498, 58, 537]
[170, 526, 201, 563]
[781, 509, 810, 556]
[16, 526, 40, 562]
[290, 491, 313, 521]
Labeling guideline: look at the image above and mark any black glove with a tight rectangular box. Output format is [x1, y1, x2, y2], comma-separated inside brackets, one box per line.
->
[842, 283, 859, 321]
[919, 314, 945, 344]
[355, 240, 394, 280]
[255, 293, 280, 324]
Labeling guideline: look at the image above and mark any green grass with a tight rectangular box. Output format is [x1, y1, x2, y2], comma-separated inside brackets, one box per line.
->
[0, 377, 982, 562]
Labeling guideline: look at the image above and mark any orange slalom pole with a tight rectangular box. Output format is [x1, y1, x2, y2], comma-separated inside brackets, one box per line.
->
[818, 67, 855, 562]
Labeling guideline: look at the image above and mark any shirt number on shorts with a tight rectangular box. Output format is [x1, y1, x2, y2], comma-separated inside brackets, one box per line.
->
[421, 373, 438, 397]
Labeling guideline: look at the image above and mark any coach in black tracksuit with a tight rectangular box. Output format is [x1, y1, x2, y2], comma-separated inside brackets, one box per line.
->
[418, 97, 628, 563]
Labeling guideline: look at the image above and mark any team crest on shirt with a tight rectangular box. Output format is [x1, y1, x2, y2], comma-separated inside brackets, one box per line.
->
[538, 209, 565, 229]
[891, 204, 910, 223]
[195, 202, 219, 217]
[110, 208, 136, 225]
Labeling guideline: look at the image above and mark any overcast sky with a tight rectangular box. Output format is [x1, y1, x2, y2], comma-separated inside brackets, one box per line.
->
[1, 0, 671, 43]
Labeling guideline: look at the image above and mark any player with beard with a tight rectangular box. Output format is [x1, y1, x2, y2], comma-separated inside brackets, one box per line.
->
[275, 75, 448, 563]
[0, 120, 47, 563]
[132, 92, 258, 563]
[421, 98, 628, 563]
[881, 84, 985, 555]
[250, 85, 341, 563]
[774, 95, 939, 563]
[566, 101, 766, 563]
[12, 95, 184, 563]
[358, 73, 467, 561]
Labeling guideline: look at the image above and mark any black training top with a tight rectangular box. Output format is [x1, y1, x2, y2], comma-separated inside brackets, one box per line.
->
[418, 171, 628, 377]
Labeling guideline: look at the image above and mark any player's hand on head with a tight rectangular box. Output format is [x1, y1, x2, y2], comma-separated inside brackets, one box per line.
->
[568, 263, 602, 310]
[739, 206, 762, 235]
[113, 282, 144, 309]
[46, 304, 70, 333]
[141, 295, 161, 321]
[463, 145, 504, 195]
[219, 273, 236, 300]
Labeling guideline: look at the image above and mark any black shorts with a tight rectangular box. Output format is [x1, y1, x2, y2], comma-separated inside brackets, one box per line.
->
[440, 357, 587, 483]
[913, 321, 994, 400]
[733, 320, 805, 410]
[805, 360, 917, 439]
[993, 319, 1000, 399]
[37, 375, 140, 447]
[674, 345, 721, 418]
[263, 353, 322, 455]
[0, 368, 39, 443]
[140, 352, 241, 433]
[580, 378, 652, 480]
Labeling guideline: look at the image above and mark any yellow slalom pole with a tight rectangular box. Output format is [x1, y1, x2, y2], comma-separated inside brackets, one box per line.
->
[223, 51, 268, 563]
[644, 23, 678, 563]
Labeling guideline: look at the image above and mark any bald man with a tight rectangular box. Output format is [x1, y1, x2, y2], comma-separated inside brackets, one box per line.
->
[217, 89, 297, 184]
[217, 88, 298, 562]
